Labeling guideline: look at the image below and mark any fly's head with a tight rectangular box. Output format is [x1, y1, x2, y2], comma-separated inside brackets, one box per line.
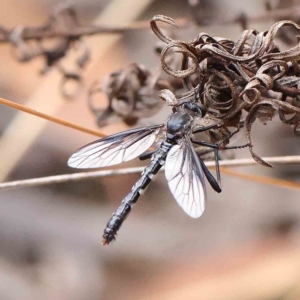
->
[166, 112, 193, 141]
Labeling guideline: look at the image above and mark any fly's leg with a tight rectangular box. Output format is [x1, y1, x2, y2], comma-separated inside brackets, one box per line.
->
[214, 148, 221, 187]
[192, 123, 222, 134]
[192, 140, 222, 188]
[193, 123, 226, 186]
[195, 146, 221, 190]
[198, 156, 221, 193]
[194, 146, 221, 189]
[213, 124, 244, 186]
[192, 140, 250, 189]
[193, 123, 232, 185]
[193, 120, 245, 148]
[139, 149, 157, 161]
[192, 140, 250, 150]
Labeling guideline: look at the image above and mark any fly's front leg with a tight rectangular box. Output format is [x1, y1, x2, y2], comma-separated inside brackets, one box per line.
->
[219, 143, 250, 150]
[192, 123, 222, 134]
[192, 140, 250, 150]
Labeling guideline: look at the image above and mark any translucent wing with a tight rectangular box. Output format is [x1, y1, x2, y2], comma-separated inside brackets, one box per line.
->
[165, 139, 206, 218]
[68, 125, 162, 169]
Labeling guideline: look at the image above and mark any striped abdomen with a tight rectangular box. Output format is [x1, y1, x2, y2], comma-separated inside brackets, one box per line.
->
[102, 142, 172, 245]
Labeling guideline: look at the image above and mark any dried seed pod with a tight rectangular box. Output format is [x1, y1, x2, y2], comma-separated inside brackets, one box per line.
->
[88, 64, 172, 126]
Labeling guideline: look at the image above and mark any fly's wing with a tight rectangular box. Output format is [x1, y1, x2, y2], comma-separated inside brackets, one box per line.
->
[165, 139, 206, 218]
[68, 125, 162, 169]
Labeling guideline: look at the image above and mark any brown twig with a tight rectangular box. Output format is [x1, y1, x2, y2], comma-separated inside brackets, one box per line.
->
[1, 3, 300, 43]
[0, 5, 300, 43]
[1, 155, 300, 190]
[0, 4, 299, 44]
[220, 167, 300, 191]
[0, 0, 153, 183]
[0, 97, 105, 137]
[0, 18, 188, 42]
[196, 4, 300, 26]
[1, 96, 298, 193]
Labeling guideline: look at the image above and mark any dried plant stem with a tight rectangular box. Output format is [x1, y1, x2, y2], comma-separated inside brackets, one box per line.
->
[219, 5, 300, 25]
[0, 97, 105, 137]
[1, 155, 300, 191]
[0, 4, 299, 43]
[0, 0, 152, 182]
[0, 18, 188, 42]
[220, 167, 300, 191]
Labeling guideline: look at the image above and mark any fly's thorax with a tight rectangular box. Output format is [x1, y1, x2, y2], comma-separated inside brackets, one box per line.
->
[166, 112, 193, 142]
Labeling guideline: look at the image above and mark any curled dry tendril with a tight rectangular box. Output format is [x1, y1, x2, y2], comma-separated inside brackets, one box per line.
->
[88, 64, 173, 126]
[150, 15, 300, 167]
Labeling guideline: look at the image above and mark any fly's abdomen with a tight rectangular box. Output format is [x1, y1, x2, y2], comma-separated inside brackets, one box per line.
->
[102, 203, 131, 244]
[102, 144, 171, 245]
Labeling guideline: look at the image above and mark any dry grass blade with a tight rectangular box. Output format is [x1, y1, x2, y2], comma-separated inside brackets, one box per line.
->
[0, 97, 105, 137]
[220, 167, 300, 191]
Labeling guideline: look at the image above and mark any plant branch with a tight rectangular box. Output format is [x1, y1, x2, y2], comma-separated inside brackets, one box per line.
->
[220, 167, 300, 191]
[0, 18, 188, 42]
[1, 4, 299, 43]
[1, 155, 300, 191]
[221, 5, 300, 25]
[0, 97, 105, 137]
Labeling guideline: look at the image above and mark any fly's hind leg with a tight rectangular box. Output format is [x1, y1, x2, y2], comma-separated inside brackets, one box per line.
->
[139, 149, 157, 161]
[198, 155, 222, 193]
[192, 139, 250, 189]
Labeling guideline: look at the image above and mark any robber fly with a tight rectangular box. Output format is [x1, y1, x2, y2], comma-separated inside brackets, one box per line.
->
[68, 95, 248, 245]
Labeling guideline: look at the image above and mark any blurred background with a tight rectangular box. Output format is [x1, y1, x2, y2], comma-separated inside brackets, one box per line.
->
[0, 0, 300, 299]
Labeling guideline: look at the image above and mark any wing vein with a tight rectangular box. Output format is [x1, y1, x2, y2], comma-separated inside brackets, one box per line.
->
[165, 139, 207, 218]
